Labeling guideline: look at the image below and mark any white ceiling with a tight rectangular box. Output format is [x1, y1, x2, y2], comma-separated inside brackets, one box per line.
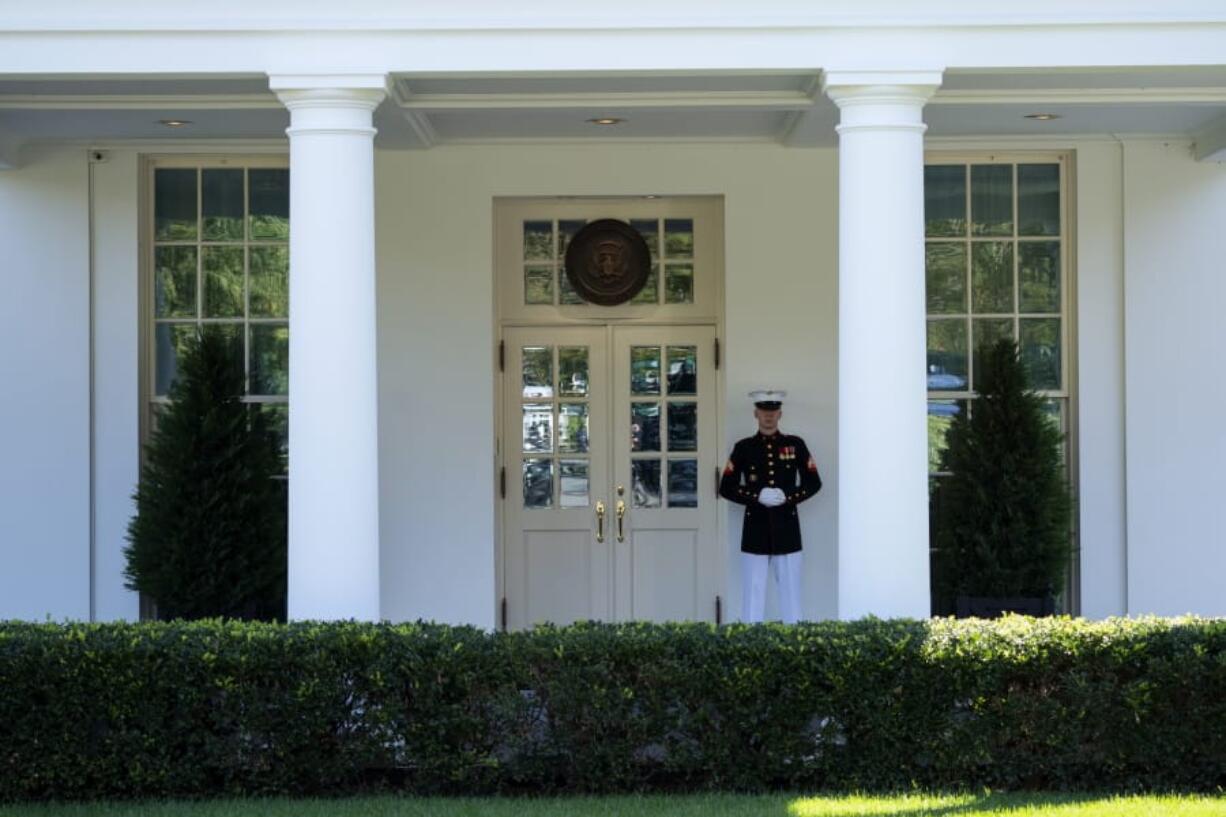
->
[1, 67, 1224, 152]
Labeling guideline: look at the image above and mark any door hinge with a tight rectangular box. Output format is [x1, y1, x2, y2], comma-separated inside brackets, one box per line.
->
[500, 466, 506, 499]
[714, 337, 721, 370]
[499, 340, 505, 372]
[501, 596, 508, 632]
[716, 595, 722, 626]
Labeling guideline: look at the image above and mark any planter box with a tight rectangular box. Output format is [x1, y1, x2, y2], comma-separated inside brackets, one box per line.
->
[956, 595, 1056, 618]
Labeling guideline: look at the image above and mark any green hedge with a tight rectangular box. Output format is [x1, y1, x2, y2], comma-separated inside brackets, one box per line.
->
[1, 617, 1223, 800]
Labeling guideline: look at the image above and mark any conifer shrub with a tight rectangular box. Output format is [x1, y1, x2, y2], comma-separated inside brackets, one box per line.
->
[124, 327, 286, 620]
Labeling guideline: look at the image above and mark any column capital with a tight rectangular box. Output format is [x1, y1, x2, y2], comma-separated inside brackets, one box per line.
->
[822, 70, 942, 134]
[821, 69, 944, 96]
[269, 74, 388, 111]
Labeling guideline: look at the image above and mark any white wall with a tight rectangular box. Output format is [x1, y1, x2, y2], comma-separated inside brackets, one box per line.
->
[0, 146, 91, 620]
[375, 143, 839, 625]
[1123, 140, 1226, 616]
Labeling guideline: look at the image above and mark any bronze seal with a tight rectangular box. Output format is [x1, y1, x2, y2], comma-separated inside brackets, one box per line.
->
[563, 219, 651, 306]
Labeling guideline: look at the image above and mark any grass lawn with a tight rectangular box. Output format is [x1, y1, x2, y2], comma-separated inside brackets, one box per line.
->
[3, 792, 1226, 817]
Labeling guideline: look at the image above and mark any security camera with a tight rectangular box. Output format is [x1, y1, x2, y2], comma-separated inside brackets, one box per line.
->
[89, 150, 107, 163]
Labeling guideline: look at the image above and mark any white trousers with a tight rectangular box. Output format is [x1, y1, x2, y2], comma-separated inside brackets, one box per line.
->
[741, 551, 803, 624]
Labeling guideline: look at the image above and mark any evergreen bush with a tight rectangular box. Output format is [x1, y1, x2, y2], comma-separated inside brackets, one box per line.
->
[123, 327, 286, 621]
[932, 339, 1073, 610]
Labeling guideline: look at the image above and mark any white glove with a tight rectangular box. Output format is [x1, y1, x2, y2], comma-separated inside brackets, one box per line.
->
[757, 487, 786, 507]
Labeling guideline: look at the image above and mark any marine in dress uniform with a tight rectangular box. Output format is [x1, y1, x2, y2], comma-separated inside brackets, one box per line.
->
[719, 390, 822, 623]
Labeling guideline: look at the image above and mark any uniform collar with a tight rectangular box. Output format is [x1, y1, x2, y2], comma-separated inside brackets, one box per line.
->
[755, 430, 782, 440]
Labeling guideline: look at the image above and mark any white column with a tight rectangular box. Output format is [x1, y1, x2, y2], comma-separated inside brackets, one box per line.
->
[271, 75, 387, 621]
[823, 70, 941, 619]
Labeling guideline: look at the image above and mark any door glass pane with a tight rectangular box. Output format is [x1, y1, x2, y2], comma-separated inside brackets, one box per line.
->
[631, 346, 661, 395]
[154, 246, 197, 318]
[558, 347, 588, 396]
[522, 347, 553, 399]
[632, 460, 662, 508]
[249, 246, 289, 318]
[631, 403, 660, 452]
[631, 218, 660, 260]
[971, 242, 1014, 314]
[248, 169, 289, 240]
[668, 459, 698, 508]
[665, 263, 694, 304]
[925, 165, 966, 237]
[250, 324, 290, 396]
[558, 219, 585, 259]
[559, 460, 589, 508]
[928, 400, 965, 473]
[523, 220, 553, 261]
[523, 459, 553, 509]
[522, 404, 553, 453]
[525, 265, 554, 305]
[927, 319, 968, 392]
[202, 246, 244, 318]
[1018, 164, 1060, 237]
[667, 402, 697, 451]
[154, 168, 197, 240]
[925, 243, 967, 314]
[1019, 241, 1061, 313]
[202, 168, 245, 241]
[559, 267, 585, 305]
[558, 403, 589, 454]
[664, 218, 693, 257]
[971, 164, 1013, 236]
[666, 346, 697, 395]
[1021, 319, 1061, 390]
[631, 263, 659, 304]
[972, 319, 1014, 390]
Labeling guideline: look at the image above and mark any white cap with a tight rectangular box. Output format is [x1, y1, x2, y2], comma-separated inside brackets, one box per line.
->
[748, 389, 786, 408]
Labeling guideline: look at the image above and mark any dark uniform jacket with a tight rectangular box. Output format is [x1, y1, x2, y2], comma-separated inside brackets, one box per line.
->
[719, 432, 822, 555]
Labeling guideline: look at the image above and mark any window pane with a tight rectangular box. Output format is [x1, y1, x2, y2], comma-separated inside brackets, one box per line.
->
[522, 404, 553, 453]
[928, 400, 965, 473]
[925, 165, 966, 237]
[971, 164, 1013, 236]
[972, 319, 1014, 390]
[202, 246, 244, 318]
[1021, 318, 1061, 390]
[522, 346, 553, 399]
[666, 346, 697, 395]
[558, 403, 589, 454]
[631, 346, 661, 395]
[250, 246, 289, 318]
[631, 263, 659, 304]
[154, 168, 197, 240]
[971, 242, 1014, 314]
[1018, 164, 1060, 237]
[523, 459, 553, 509]
[559, 460, 589, 508]
[250, 324, 289, 396]
[154, 323, 196, 395]
[668, 459, 698, 508]
[154, 246, 197, 318]
[558, 347, 588, 396]
[667, 402, 697, 452]
[559, 267, 585, 305]
[664, 218, 693, 257]
[248, 169, 289, 240]
[632, 459, 662, 508]
[523, 220, 553, 261]
[1019, 241, 1061, 313]
[927, 319, 968, 392]
[202, 168, 245, 241]
[258, 403, 289, 463]
[631, 218, 659, 261]
[665, 263, 694, 304]
[925, 242, 967, 314]
[524, 265, 554, 305]
[631, 402, 660, 452]
[558, 219, 585, 260]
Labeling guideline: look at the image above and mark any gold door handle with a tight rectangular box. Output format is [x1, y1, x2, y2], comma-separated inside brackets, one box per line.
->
[616, 499, 626, 542]
[595, 501, 605, 543]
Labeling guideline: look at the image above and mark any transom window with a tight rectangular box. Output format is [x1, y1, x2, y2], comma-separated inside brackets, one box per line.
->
[146, 158, 290, 453]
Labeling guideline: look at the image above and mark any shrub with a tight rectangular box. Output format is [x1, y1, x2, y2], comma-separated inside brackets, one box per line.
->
[0, 617, 1223, 801]
[123, 328, 286, 621]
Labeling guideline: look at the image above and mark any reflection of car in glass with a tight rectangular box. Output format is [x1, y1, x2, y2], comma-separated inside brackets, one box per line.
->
[667, 360, 696, 393]
[927, 402, 962, 417]
[926, 362, 966, 391]
[523, 460, 552, 507]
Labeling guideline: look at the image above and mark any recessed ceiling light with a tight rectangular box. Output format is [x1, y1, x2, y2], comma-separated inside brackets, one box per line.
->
[586, 117, 625, 126]
[159, 119, 193, 127]
[1024, 113, 1061, 121]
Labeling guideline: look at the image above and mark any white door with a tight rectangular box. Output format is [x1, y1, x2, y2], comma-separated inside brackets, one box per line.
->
[502, 325, 719, 629]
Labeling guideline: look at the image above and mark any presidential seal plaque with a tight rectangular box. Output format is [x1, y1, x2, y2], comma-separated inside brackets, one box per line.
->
[563, 219, 652, 306]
